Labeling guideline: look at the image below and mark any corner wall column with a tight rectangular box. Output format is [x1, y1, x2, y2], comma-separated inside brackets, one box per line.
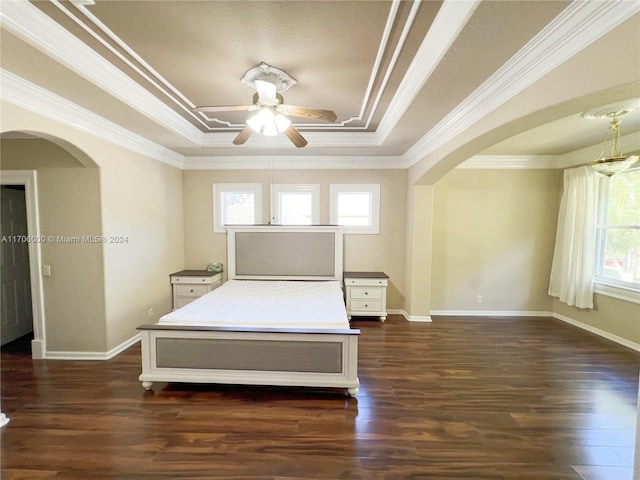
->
[404, 184, 434, 322]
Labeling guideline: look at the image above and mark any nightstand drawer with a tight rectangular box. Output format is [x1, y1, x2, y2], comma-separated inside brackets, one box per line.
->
[175, 296, 198, 309]
[345, 278, 388, 287]
[171, 275, 215, 285]
[174, 284, 210, 296]
[350, 299, 383, 312]
[350, 286, 383, 299]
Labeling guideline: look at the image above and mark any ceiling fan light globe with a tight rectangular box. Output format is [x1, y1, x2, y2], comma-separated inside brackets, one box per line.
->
[247, 109, 273, 134]
[274, 114, 291, 133]
[261, 123, 279, 136]
[246, 109, 291, 136]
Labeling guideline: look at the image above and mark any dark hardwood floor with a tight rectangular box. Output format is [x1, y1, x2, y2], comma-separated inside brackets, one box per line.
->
[1, 315, 638, 479]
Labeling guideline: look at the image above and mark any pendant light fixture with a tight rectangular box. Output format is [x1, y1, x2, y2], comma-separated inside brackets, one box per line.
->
[582, 102, 639, 176]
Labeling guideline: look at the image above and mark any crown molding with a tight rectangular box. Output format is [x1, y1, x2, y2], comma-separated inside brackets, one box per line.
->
[404, 0, 640, 168]
[0, 69, 185, 169]
[199, 130, 381, 148]
[459, 129, 640, 170]
[377, 0, 480, 141]
[183, 155, 407, 170]
[457, 155, 561, 170]
[0, 0, 203, 146]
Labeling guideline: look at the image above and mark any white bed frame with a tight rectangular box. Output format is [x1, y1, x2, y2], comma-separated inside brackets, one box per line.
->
[138, 225, 360, 396]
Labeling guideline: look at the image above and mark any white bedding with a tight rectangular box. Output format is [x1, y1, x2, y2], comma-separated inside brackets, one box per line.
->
[159, 279, 349, 329]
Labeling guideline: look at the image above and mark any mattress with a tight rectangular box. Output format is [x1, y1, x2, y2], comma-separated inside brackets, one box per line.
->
[158, 279, 349, 329]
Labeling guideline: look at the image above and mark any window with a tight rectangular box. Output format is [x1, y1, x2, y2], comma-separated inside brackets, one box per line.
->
[212, 183, 261, 233]
[330, 184, 380, 234]
[594, 168, 640, 297]
[270, 184, 320, 225]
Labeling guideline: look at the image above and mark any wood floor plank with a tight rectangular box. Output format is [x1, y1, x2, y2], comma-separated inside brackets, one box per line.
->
[1, 315, 638, 479]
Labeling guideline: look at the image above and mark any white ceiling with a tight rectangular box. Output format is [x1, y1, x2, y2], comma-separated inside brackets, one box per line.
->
[1, 0, 639, 170]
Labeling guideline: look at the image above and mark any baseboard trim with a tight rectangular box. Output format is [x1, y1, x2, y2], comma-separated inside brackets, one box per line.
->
[399, 310, 433, 322]
[45, 333, 141, 360]
[31, 338, 45, 359]
[430, 310, 552, 317]
[551, 312, 640, 352]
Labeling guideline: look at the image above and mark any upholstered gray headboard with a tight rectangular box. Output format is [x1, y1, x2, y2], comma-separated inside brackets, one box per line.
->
[226, 225, 344, 281]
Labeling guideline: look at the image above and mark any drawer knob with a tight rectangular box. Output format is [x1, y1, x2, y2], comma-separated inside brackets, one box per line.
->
[190, 289, 194, 293]
[364, 291, 368, 295]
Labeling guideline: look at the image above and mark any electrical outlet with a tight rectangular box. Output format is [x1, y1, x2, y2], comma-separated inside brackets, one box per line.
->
[148, 308, 153, 318]
[477, 295, 483, 303]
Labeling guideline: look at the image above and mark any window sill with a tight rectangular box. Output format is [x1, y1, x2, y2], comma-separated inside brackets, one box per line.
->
[594, 282, 640, 304]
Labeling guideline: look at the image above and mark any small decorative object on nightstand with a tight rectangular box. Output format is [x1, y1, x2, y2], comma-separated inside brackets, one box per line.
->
[343, 271, 388, 322]
[170, 270, 222, 310]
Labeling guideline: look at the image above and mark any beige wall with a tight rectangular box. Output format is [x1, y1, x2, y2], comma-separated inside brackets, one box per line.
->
[429, 167, 639, 347]
[404, 185, 433, 319]
[100, 155, 184, 349]
[183, 168, 407, 310]
[1, 102, 185, 354]
[38, 167, 107, 351]
[431, 169, 562, 312]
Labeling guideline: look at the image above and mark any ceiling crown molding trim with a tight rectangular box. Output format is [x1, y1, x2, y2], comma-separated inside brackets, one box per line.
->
[376, 0, 481, 141]
[68, 0, 209, 129]
[183, 155, 406, 171]
[0, 69, 185, 169]
[457, 155, 561, 170]
[0, 0, 203, 146]
[200, 131, 381, 148]
[335, 0, 418, 130]
[459, 130, 640, 171]
[403, 0, 640, 168]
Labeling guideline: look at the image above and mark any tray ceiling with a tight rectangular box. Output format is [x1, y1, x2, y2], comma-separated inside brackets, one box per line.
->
[1, 0, 639, 167]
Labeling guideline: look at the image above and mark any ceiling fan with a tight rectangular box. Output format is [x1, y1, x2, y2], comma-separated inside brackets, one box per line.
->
[194, 63, 337, 148]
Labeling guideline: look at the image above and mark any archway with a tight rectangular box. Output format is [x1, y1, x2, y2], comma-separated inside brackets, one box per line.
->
[0, 130, 101, 359]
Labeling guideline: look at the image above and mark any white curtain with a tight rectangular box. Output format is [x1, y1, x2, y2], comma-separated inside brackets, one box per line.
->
[548, 166, 605, 309]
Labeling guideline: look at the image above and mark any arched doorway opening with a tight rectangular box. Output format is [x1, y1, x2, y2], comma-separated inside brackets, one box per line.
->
[0, 130, 99, 359]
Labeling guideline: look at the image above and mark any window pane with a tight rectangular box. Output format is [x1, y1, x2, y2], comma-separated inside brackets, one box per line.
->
[222, 192, 255, 225]
[606, 170, 640, 225]
[597, 169, 640, 286]
[600, 228, 640, 284]
[337, 192, 371, 226]
[280, 193, 312, 225]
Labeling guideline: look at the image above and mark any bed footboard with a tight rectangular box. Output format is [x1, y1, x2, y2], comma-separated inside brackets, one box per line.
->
[137, 324, 360, 396]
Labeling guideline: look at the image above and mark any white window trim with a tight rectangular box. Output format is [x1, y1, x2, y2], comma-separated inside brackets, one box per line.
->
[329, 184, 380, 234]
[270, 184, 320, 225]
[593, 167, 640, 303]
[594, 279, 640, 304]
[212, 183, 262, 233]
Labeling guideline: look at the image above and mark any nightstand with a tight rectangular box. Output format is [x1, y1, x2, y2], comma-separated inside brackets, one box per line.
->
[343, 271, 389, 322]
[170, 270, 222, 310]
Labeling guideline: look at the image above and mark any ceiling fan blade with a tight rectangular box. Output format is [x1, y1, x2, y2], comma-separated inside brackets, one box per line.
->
[280, 105, 337, 123]
[233, 125, 253, 145]
[255, 80, 278, 105]
[194, 105, 252, 113]
[283, 125, 308, 148]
